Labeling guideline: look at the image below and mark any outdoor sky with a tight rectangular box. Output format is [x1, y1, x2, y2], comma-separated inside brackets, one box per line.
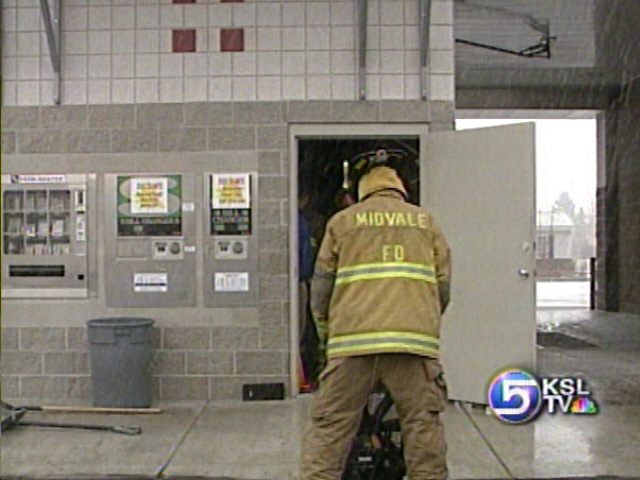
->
[455, 119, 598, 214]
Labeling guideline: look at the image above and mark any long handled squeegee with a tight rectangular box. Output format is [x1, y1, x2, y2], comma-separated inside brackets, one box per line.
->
[1, 401, 141, 436]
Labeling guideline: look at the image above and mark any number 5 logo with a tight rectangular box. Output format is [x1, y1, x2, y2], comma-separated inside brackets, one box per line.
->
[492, 378, 538, 415]
[488, 370, 542, 424]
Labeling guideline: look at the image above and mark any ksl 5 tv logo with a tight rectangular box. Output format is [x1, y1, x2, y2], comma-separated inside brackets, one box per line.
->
[487, 369, 599, 424]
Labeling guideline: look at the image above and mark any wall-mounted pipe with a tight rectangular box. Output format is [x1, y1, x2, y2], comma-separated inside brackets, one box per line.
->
[420, 0, 432, 100]
[357, 0, 368, 100]
[39, 0, 61, 104]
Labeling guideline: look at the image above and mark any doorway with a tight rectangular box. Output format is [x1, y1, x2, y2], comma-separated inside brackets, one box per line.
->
[296, 137, 420, 390]
[289, 124, 428, 396]
[455, 113, 598, 311]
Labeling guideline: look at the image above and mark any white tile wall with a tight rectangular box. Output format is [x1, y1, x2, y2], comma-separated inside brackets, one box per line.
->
[258, 52, 281, 75]
[258, 75, 281, 101]
[161, 5, 184, 29]
[282, 75, 305, 100]
[209, 53, 231, 76]
[113, 54, 134, 78]
[306, 26, 330, 51]
[232, 3, 256, 28]
[209, 76, 232, 101]
[160, 77, 183, 103]
[306, 2, 330, 26]
[330, 2, 355, 26]
[112, 79, 134, 103]
[40, 80, 53, 105]
[209, 4, 231, 28]
[1, 0, 454, 105]
[332, 74, 356, 100]
[185, 4, 208, 28]
[136, 78, 158, 103]
[258, 27, 281, 51]
[307, 74, 331, 99]
[88, 79, 111, 104]
[185, 77, 207, 102]
[282, 4, 304, 27]
[233, 76, 256, 101]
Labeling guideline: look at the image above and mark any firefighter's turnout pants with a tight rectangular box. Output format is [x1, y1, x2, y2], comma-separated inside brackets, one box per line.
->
[300, 353, 448, 480]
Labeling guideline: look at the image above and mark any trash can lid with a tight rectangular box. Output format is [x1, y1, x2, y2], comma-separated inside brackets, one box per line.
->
[87, 318, 154, 328]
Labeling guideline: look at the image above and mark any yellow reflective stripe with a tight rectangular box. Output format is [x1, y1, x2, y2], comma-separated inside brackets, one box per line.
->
[335, 262, 436, 285]
[329, 342, 439, 356]
[337, 262, 431, 273]
[329, 331, 440, 344]
[336, 271, 435, 285]
[327, 331, 440, 356]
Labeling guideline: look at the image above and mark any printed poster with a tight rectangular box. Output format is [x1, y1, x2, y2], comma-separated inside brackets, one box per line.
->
[212, 174, 250, 209]
[117, 175, 182, 237]
[210, 173, 252, 235]
[131, 177, 169, 215]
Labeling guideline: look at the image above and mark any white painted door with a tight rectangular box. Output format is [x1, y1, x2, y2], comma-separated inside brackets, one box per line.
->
[421, 123, 536, 405]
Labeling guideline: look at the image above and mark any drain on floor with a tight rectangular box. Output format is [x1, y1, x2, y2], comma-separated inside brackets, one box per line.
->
[537, 331, 598, 349]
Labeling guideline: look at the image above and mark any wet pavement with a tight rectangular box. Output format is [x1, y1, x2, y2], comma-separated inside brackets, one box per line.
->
[1, 309, 639, 480]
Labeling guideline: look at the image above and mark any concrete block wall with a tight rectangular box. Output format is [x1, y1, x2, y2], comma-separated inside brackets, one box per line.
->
[595, 0, 640, 314]
[0, 99, 454, 402]
[595, 186, 606, 309]
[0, 325, 289, 401]
[603, 99, 640, 314]
[1, 0, 455, 105]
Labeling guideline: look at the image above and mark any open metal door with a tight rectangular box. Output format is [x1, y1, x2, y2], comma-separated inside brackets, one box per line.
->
[421, 123, 536, 405]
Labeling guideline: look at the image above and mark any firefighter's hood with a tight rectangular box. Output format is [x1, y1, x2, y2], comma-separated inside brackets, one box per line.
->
[358, 166, 407, 201]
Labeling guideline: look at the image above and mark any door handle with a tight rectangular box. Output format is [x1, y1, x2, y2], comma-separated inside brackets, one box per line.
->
[517, 268, 530, 278]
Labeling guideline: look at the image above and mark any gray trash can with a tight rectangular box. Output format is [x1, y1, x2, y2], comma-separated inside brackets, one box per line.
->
[87, 318, 155, 408]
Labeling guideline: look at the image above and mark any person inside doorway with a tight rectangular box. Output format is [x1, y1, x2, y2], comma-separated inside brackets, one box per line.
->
[334, 189, 356, 211]
[298, 193, 317, 391]
[300, 154, 452, 480]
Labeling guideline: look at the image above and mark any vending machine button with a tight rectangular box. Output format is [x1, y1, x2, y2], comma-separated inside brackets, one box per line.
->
[233, 241, 244, 254]
[169, 242, 181, 255]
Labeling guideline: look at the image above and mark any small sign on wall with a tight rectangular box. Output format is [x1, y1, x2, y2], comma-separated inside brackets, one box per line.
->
[134, 273, 168, 292]
[10, 174, 67, 184]
[212, 173, 250, 209]
[117, 175, 182, 237]
[131, 177, 169, 214]
[210, 173, 252, 235]
[214, 272, 249, 292]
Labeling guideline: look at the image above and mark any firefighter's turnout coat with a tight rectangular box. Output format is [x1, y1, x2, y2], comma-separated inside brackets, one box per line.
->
[310, 166, 451, 360]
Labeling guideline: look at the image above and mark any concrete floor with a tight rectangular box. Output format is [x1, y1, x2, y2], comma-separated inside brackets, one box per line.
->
[1, 309, 639, 480]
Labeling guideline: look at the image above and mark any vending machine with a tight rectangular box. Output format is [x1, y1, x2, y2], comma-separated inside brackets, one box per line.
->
[203, 172, 258, 307]
[104, 174, 197, 308]
[1, 174, 92, 298]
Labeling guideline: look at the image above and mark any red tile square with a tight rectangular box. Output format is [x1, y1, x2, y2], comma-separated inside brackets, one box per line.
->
[173, 0, 196, 4]
[173, 29, 196, 53]
[220, 28, 244, 52]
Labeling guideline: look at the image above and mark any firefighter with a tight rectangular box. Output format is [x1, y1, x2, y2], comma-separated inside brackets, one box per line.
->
[300, 155, 452, 480]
